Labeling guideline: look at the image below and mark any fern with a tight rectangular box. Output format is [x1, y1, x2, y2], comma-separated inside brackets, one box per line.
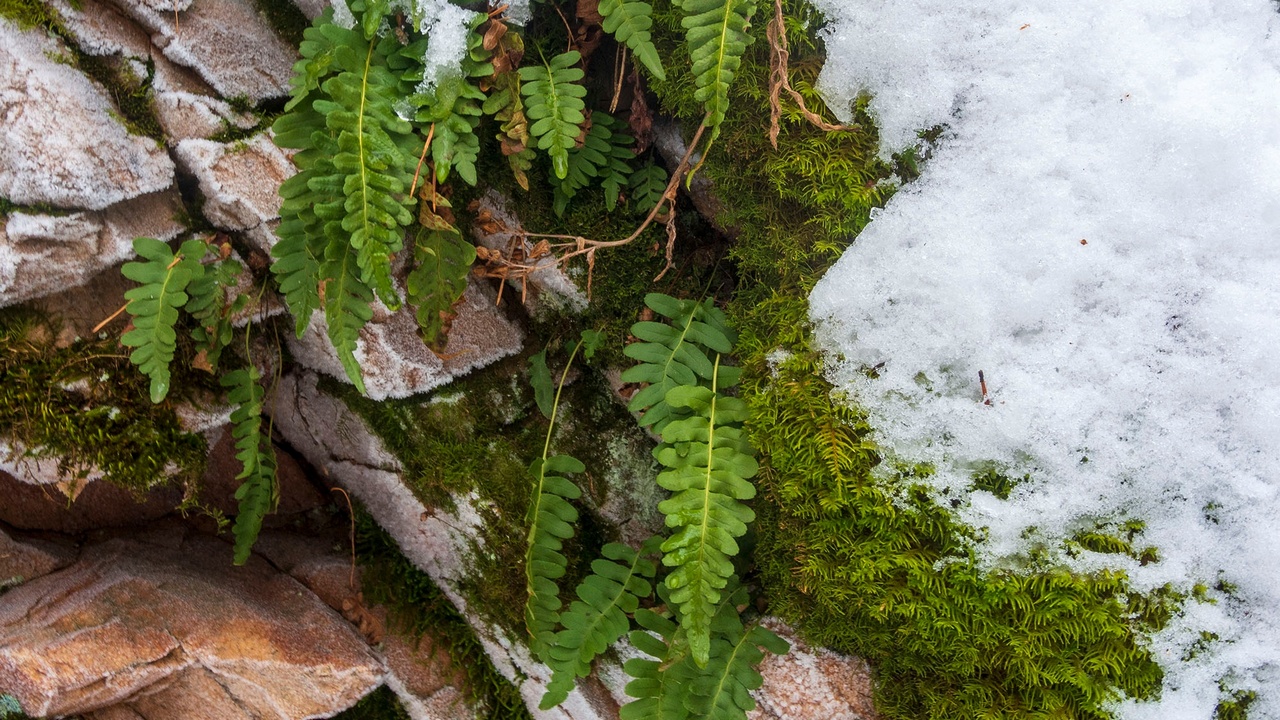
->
[519, 50, 587, 180]
[186, 249, 246, 371]
[687, 619, 789, 719]
[524, 337, 591, 658]
[121, 237, 205, 403]
[599, 0, 665, 81]
[628, 162, 669, 213]
[621, 293, 734, 432]
[484, 70, 536, 190]
[322, 233, 376, 396]
[405, 190, 475, 346]
[551, 112, 635, 215]
[681, 0, 757, 136]
[620, 606, 695, 720]
[221, 365, 278, 565]
[540, 538, 661, 709]
[656, 359, 758, 667]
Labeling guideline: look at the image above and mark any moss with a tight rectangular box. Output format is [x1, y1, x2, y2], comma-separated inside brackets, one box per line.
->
[0, 308, 209, 493]
[354, 508, 533, 720]
[1216, 688, 1257, 720]
[0, 0, 164, 141]
[245, 0, 308, 49]
[330, 686, 411, 720]
[634, 2, 1185, 718]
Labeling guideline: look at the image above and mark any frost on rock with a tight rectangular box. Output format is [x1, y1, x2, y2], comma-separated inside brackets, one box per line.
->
[172, 135, 294, 252]
[0, 20, 174, 211]
[809, 1, 1280, 716]
[407, 0, 477, 94]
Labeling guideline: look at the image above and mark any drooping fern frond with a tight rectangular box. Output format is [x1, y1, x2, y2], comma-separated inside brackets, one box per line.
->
[656, 360, 758, 667]
[121, 237, 205, 403]
[221, 365, 278, 565]
[551, 112, 635, 215]
[620, 606, 695, 720]
[405, 190, 475, 346]
[686, 618, 789, 719]
[322, 234, 376, 396]
[524, 337, 591, 658]
[599, 0, 665, 81]
[484, 68, 536, 190]
[519, 50, 587, 180]
[681, 0, 757, 138]
[186, 248, 246, 371]
[540, 538, 662, 709]
[621, 293, 734, 432]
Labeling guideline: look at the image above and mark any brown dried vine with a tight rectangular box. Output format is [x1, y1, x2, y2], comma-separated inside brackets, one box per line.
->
[767, 0, 857, 148]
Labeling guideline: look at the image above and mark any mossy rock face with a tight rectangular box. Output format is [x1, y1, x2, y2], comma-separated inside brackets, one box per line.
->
[0, 308, 208, 493]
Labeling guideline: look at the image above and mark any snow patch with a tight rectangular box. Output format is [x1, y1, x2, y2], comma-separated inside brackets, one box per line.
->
[809, 1, 1280, 716]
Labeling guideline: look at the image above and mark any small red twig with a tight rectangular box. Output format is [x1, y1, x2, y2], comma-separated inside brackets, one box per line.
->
[978, 370, 992, 406]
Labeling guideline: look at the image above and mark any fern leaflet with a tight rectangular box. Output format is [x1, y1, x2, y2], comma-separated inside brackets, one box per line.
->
[519, 50, 587, 180]
[524, 338, 590, 658]
[186, 248, 246, 371]
[628, 162, 668, 213]
[682, 0, 757, 137]
[322, 233, 375, 396]
[599, 0, 665, 81]
[621, 293, 734, 432]
[620, 606, 695, 720]
[405, 190, 475, 346]
[121, 237, 205, 403]
[221, 365, 278, 565]
[540, 538, 661, 709]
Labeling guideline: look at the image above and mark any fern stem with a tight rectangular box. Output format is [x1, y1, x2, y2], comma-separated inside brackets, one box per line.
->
[542, 339, 584, 461]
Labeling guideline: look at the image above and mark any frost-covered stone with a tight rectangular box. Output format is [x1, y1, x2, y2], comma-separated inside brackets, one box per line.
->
[287, 281, 524, 401]
[111, 0, 296, 101]
[0, 528, 385, 718]
[0, 189, 184, 307]
[0, 20, 174, 210]
[749, 620, 878, 720]
[172, 135, 293, 249]
[269, 371, 613, 720]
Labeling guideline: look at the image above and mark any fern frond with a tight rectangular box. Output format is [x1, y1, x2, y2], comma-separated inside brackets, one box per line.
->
[629, 162, 668, 213]
[681, 0, 756, 136]
[551, 113, 633, 216]
[121, 237, 205, 403]
[620, 607, 694, 720]
[322, 235, 375, 395]
[484, 70, 536, 190]
[405, 191, 475, 346]
[186, 250, 246, 371]
[656, 358, 758, 667]
[524, 452, 584, 656]
[221, 365, 278, 565]
[316, 31, 417, 309]
[519, 50, 587, 180]
[621, 293, 734, 432]
[687, 621, 789, 719]
[541, 537, 662, 709]
[599, 0, 665, 81]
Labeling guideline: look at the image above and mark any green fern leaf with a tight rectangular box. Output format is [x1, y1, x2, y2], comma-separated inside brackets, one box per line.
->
[600, 0, 665, 81]
[186, 250, 246, 371]
[524, 453, 584, 656]
[540, 537, 662, 709]
[221, 365, 278, 565]
[628, 162, 668, 213]
[322, 236, 375, 395]
[519, 51, 587, 180]
[681, 0, 756, 136]
[656, 359, 757, 667]
[621, 293, 734, 432]
[620, 607, 694, 720]
[121, 237, 205, 403]
[529, 347, 555, 419]
[687, 621, 789, 719]
[405, 191, 475, 345]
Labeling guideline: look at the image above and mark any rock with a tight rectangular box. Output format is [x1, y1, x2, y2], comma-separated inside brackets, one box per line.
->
[0, 529, 384, 718]
[172, 135, 293, 251]
[269, 371, 612, 720]
[652, 119, 733, 237]
[749, 619, 879, 720]
[288, 281, 524, 400]
[291, 0, 327, 21]
[0, 468, 183, 534]
[0, 525, 78, 587]
[111, 0, 297, 102]
[471, 190, 588, 316]
[0, 189, 184, 307]
[0, 20, 175, 211]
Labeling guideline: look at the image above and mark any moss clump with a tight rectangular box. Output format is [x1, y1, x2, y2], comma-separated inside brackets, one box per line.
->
[354, 509, 532, 720]
[1216, 688, 1257, 720]
[0, 308, 208, 492]
[634, 2, 1184, 718]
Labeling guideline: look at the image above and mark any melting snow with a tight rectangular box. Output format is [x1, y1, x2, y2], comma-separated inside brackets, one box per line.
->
[808, 1, 1280, 717]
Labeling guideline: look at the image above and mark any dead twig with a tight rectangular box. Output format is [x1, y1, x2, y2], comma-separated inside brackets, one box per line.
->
[329, 486, 358, 591]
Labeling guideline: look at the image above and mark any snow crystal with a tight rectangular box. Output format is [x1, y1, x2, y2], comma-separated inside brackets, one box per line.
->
[409, 0, 477, 94]
[329, 0, 355, 29]
[503, 0, 531, 25]
[808, 1, 1280, 717]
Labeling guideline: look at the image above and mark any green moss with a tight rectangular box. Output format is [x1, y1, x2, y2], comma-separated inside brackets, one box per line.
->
[354, 509, 533, 720]
[0, 0, 164, 141]
[330, 686, 411, 720]
[245, 0, 308, 48]
[0, 308, 208, 493]
[1216, 688, 1257, 720]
